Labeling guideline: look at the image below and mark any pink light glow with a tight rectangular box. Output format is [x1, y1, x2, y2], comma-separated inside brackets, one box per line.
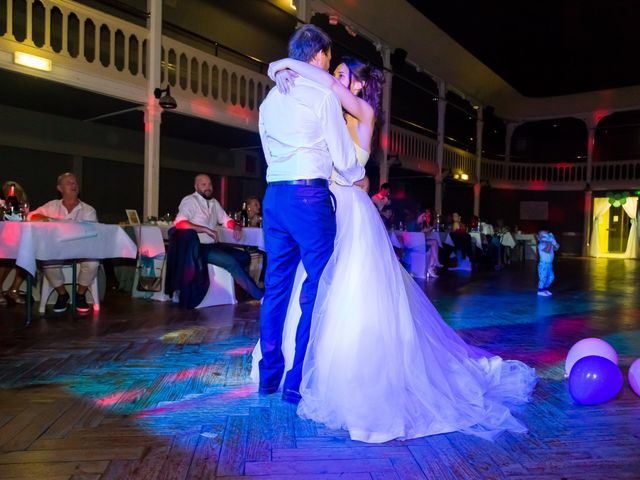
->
[191, 99, 215, 117]
[95, 388, 146, 407]
[224, 346, 254, 356]
[527, 180, 546, 191]
[137, 385, 256, 418]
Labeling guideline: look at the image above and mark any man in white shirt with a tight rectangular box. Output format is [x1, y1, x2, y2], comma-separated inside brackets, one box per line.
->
[174, 173, 263, 300]
[29, 172, 98, 314]
[371, 183, 391, 211]
[257, 25, 365, 403]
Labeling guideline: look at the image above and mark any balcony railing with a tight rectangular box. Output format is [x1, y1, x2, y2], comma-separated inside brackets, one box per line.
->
[389, 125, 640, 190]
[0, 0, 270, 129]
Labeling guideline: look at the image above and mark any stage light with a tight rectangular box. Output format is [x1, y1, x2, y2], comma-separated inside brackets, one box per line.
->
[14, 52, 52, 71]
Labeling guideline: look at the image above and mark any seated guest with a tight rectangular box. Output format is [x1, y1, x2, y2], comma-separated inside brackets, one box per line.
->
[450, 212, 467, 233]
[371, 182, 391, 212]
[28, 173, 98, 313]
[417, 208, 441, 277]
[175, 174, 263, 300]
[245, 195, 263, 227]
[0, 181, 28, 305]
[449, 212, 473, 261]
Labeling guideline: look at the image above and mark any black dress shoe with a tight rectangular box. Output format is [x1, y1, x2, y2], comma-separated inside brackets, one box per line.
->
[258, 384, 279, 395]
[281, 388, 302, 404]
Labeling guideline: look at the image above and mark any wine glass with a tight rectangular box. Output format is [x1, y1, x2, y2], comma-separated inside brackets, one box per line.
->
[20, 202, 30, 221]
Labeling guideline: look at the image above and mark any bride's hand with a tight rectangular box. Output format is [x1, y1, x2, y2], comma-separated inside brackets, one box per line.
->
[273, 69, 298, 94]
[268, 59, 294, 80]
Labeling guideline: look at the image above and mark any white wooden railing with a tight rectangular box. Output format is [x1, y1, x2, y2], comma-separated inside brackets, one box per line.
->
[389, 124, 640, 190]
[0, 0, 270, 129]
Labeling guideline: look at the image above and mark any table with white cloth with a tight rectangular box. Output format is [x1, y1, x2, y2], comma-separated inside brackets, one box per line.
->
[514, 233, 538, 260]
[128, 225, 265, 299]
[215, 226, 265, 251]
[394, 231, 428, 278]
[424, 230, 454, 249]
[480, 223, 494, 236]
[155, 223, 265, 251]
[0, 220, 137, 324]
[469, 231, 488, 251]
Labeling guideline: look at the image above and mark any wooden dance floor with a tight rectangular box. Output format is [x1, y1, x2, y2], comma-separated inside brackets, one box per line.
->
[0, 258, 639, 479]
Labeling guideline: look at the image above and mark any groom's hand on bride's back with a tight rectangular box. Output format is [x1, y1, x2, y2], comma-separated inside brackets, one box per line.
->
[354, 176, 369, 193]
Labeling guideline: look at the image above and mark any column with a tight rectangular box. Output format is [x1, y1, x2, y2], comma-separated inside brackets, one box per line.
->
[434, 80, 447, 216]
[504, 121, 518, 164]
[378, 45, 393, 186]
[143, 0, 163, 220]
[583, 188, 593, 256]
[293, 0, 311, 23]
[582, 116, 598, 255]
[473, 106, 483, 216]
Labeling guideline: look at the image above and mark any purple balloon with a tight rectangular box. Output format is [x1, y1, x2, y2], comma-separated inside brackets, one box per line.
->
[568, 355, 623, 405]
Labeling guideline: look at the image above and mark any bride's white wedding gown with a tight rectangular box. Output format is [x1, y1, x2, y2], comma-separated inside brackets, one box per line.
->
[251, 144, 536, 443]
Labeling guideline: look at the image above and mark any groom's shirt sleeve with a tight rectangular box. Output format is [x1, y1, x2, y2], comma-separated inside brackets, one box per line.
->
[319, 92, 364, 185]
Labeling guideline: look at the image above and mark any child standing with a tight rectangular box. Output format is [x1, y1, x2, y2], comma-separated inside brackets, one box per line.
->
[537, 230, 559, 296]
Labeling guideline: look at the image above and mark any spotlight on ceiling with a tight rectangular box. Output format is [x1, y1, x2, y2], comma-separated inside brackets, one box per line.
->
[153, 85, 177, 110]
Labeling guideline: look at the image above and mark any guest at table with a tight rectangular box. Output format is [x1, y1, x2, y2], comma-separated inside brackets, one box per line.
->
[0, 181, 29, 305]
[449, 212, 473, 263]
[417, 208, 441, 277]
[245, 195, 263, 227]
[28, 173, 99, 313]
[244, 195, 266, 285]
[371, 182, 391, 211]
[174, 174, 263, 300]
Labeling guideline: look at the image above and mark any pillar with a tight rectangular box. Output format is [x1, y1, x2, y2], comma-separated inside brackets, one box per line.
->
[143, 0, 163, 220]
[434, 80, 447, 216]
[473, 106, 483, 216]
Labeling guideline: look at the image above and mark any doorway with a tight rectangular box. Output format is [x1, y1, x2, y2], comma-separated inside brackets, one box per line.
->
[607, 206, 631, 253]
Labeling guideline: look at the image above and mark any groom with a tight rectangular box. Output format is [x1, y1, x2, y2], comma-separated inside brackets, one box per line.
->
[258, 24, 365, 403]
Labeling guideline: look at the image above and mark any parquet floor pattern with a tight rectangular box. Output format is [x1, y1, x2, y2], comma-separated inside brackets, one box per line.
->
[0, 258, 639, 479]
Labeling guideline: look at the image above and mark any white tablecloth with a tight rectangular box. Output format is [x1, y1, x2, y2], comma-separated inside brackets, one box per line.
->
[469, 232, 487, 250]
[515, 233, 538, 259]
[394, 231, 427, 278]
[0, 221, 137, 275]
[155, 223, 265, 251]
[216, 226, 265, 250]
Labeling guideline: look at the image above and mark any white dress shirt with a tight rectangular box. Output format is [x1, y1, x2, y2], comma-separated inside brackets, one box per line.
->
[175, 192, 232, 244]
[30, 199, 97, 222]
[259, 77, 365, 185]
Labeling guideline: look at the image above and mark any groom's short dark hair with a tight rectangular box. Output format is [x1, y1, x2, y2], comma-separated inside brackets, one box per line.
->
[288, 24, 332, 62]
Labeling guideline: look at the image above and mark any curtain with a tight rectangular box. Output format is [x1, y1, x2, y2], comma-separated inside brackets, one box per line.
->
[590, 198, 612, 257]
[622, 197, 638, 259]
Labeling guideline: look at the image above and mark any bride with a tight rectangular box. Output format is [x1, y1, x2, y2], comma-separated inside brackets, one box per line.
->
[251, 56, 536, 443]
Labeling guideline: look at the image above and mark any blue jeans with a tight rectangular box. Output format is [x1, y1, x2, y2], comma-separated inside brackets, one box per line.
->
[259, 183, 336, 393]
[201, 243, 263, 299]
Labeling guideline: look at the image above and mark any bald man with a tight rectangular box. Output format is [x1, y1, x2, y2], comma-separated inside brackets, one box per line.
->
[174, 174, 263, 301]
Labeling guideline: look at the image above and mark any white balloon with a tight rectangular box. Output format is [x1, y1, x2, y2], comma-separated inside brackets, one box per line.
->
[629, 358, 640, 398]
[565, 338, 618, 377]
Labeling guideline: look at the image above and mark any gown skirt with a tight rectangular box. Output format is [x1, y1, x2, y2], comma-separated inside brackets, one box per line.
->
[252, 182, 536, 443]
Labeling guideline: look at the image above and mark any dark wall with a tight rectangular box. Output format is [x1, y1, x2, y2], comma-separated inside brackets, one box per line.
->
[480, 188, 585, 254]
[0, 145, 73, 209]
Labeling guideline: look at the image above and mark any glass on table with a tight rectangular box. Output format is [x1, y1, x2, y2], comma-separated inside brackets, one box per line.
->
[20, 202, 30, 221]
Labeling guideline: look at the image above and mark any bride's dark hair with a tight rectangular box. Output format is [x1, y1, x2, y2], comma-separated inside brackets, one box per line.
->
[341, 56, 385, 123]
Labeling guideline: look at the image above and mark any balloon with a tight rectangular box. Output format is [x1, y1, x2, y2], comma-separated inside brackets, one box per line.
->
[565, 338, 618, 377]
[629, 358, 640, 398]
[568, 355, 623, 405]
